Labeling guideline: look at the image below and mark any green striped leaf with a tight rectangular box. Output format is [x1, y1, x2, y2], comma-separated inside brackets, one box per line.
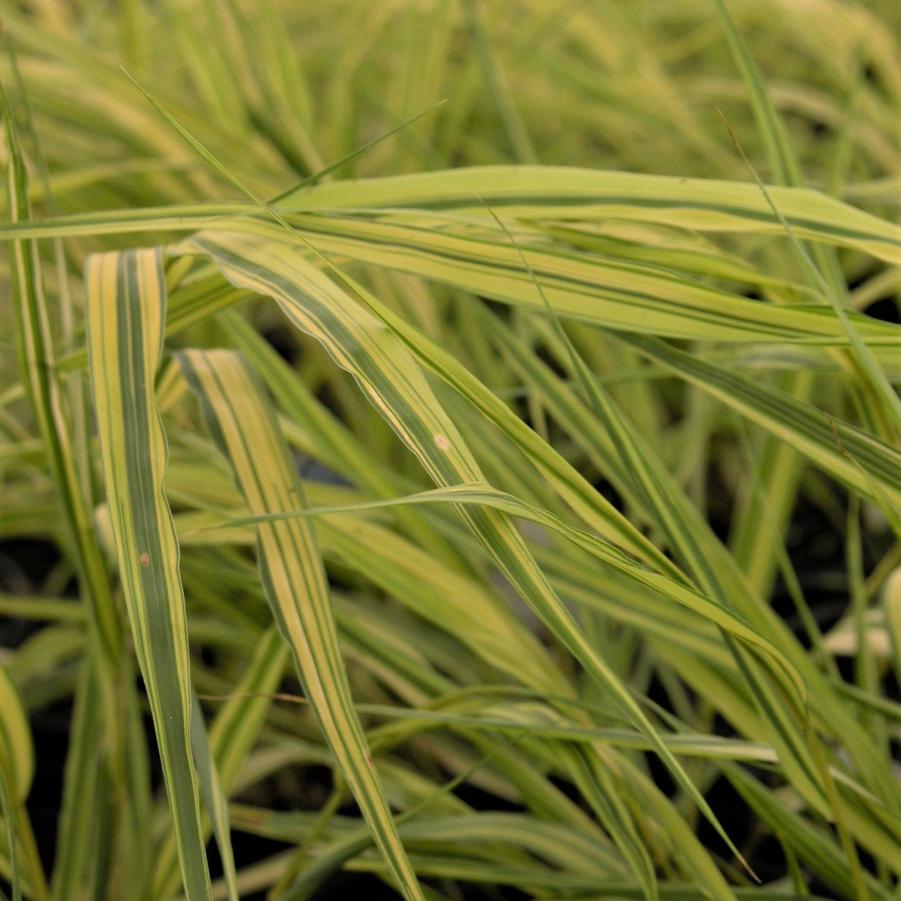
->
[267, 213, 901, 347]
[177, 348, 424, 901]
[0, 166, 897, 265]
[85, 248, 212, 900]
[280, 166, 901, 263]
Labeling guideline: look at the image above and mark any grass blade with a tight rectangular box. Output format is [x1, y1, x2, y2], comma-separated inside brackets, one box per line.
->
[85, 248, 212, 900]
[178, 348, 424, 901]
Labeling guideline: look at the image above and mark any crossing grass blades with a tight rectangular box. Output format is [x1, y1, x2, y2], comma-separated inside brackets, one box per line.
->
[1, 1, 900, 899]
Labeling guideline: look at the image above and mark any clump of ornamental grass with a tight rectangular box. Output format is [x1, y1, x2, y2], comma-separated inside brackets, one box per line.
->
[1, 1, 900, 899]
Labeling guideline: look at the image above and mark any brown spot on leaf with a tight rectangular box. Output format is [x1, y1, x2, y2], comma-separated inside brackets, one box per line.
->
[139, 552, 151, 567]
